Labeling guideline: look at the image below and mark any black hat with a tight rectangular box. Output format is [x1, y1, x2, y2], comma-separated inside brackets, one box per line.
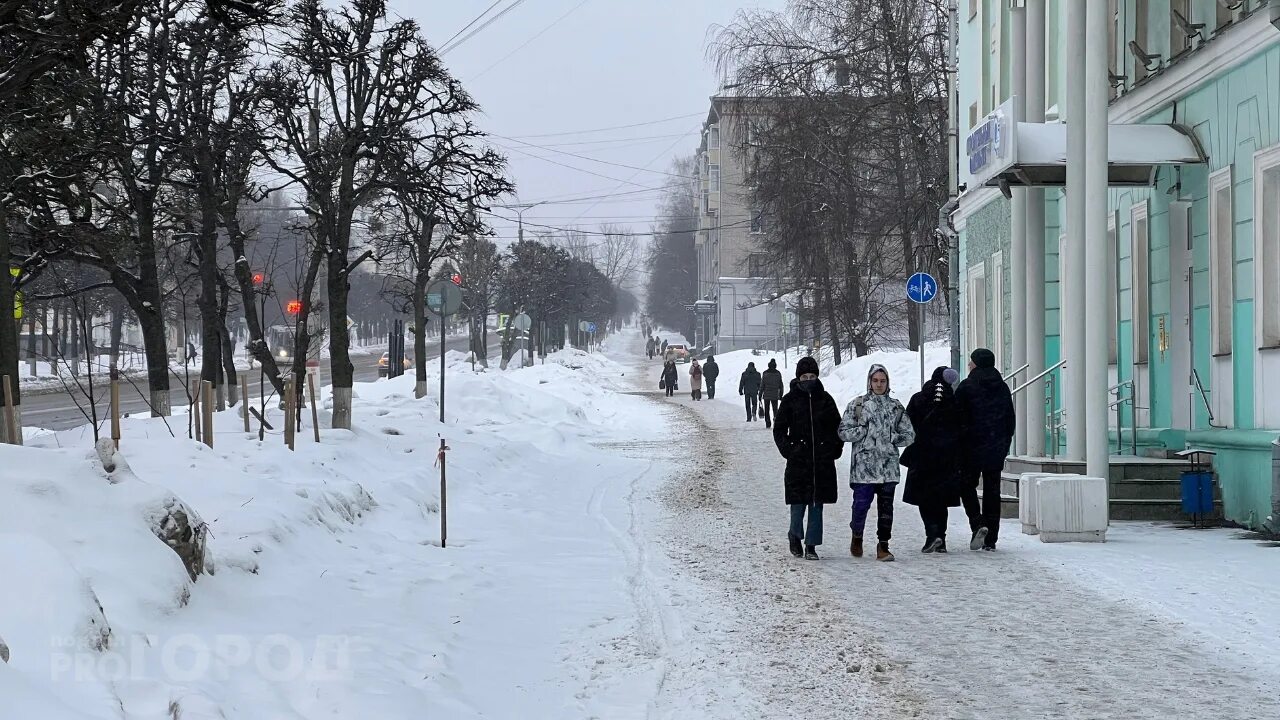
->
[796, 356, 819, 378]
[768, 359, 777, 369]
[970, 348, 996, 369]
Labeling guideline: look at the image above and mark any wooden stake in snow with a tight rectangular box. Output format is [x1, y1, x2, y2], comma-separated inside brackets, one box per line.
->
[201, 380, 214, 449]
[191, 378, 202, 443]
[241, 375, 251, 433]
[307, 373, 320, 443]
[110, 370, 121, 451]
[1, 374, 18, 445]
[437, 437, 449, 548]
[284, 373, 296, 451]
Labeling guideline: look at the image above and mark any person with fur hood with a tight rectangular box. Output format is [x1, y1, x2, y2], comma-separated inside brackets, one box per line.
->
[772, 356, 844, 560]
[902, 367, 965, 553]
[689, 359, 704, 401]
[838, 364, 915, 561]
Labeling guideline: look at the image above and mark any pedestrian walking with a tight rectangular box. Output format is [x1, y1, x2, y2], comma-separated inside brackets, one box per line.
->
[739, 362, 762, 422]
[760, 359, 785, 428]
[772, 356, 843, 560]
[185, 341, 197, 366]
[689, 359, 704, 401]
[660, 360, 679, 397]
[902, 367, 965, 554]
[661, 339, 668, 354]
[646, 336, 655, 359]
[838, 364, 915, 561]
[955, 348, 1015, 551]
[702, 355, 720, 399]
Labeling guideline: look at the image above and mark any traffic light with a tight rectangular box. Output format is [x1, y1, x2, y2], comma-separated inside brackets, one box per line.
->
[252, 272, 265, 286]
[286, 300, 302, 315]
[450, 273, 463, 286]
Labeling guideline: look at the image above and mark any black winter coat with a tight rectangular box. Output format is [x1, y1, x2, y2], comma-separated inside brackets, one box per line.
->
[955, 366, 1016, 469]
[739, 368, 762, 396]
[703, 360, 720, 382]
[902, 378, 964, 507]
[662, 364, 679, 388]
[760, 369, 786, 401]
[773, 379, 844, 505]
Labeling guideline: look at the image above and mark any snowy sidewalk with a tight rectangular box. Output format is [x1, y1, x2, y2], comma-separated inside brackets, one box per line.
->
[630, 341, 1280, 719]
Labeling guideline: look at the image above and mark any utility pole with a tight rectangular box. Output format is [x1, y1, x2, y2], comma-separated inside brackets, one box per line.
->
[944, 0, 962, 373]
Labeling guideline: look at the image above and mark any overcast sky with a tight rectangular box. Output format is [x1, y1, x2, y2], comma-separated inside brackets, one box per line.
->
[398, 0, 787, 249]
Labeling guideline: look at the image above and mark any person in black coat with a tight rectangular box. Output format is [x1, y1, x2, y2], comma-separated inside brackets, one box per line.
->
[661, 360, 679, 398]
[902, 367, 965, 553]
[772, 356, 843, 560]
[739, 362, 762, 422]
[759, 359, 786, 428]
[703, 355, 720, 399]
[955, 348, 1016, 551]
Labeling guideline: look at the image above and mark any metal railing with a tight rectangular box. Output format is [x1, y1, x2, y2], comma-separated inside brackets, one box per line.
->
[1013, 359, 1067, 396]
[1046, 373, 1066, 459]
[1004, 363, 1030, 385]
[1109, 380, 1138, 456]
[1191, 368, 1227, 429]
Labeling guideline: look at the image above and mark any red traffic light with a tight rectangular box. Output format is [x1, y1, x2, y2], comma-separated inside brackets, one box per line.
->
[286, 300, 302, 315]
[252, 272, 264, 286]
[450, 274, 463, 286]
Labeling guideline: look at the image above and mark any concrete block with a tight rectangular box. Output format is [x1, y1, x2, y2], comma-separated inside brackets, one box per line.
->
[1037, 476, 1108, 543]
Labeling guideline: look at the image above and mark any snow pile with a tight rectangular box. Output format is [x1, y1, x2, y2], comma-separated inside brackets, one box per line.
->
[0, 344, 667, 718]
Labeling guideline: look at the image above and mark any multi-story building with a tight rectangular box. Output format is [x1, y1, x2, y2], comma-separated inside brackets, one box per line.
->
[956, 0, 1280, 527]
[693, 96, 785, 354]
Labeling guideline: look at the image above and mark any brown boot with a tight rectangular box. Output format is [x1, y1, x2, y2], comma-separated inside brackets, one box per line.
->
[876, 542, 895, 562]
[850, 537, 863, 558]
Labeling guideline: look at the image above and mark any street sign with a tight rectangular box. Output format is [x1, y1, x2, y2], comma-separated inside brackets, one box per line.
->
[586, 322, 597, 333]
[906, 272, 938, 304]
[513, 313, 531, 331]
[11, 268, 22, 320]
[426, 279, 464, 317]
[578, 320, 589, 332]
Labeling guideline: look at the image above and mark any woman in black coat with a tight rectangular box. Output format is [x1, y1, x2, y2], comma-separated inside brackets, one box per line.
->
[661, 360, 679, 397]
[772, 356, 843, 560]
[902, 366, 965, 553]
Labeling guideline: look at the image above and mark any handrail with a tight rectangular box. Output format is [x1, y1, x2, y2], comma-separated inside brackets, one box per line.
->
[1004, 363, 1030, 383]
[1191, 368, 1227, 429]
[1013, 359, 1067, 396]
[1108, 380, 1137, 455]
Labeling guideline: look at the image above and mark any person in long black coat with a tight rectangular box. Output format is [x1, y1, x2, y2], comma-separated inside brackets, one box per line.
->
[661, 360, 679, 397]
[902, 367, 965, 553]
[703, 355, 720, 399]
[772, 356, 843, 560]
[739, 363, 762, 422]
[955, 348, 1016, 551]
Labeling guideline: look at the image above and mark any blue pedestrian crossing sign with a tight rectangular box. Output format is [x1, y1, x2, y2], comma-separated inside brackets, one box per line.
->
[906, 272, 938, 304]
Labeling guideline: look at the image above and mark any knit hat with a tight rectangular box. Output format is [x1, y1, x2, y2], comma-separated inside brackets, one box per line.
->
[768, 359, 777, 370]
[971, 348, 996, 369]
[942, 367, 961, 386]
[796, 356, 819, 378]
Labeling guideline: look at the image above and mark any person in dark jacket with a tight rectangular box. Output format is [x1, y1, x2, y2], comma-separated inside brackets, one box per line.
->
[739, 362, 762, 421]
[759, 359, 786, 428]
[903, 367, 965, 553]
[703, 355, 720, 399]
[772, 356, 843, 560]
[955, 348, 1016, 551]
[646, 336, 656, 359]
[661, 360, 679, 398]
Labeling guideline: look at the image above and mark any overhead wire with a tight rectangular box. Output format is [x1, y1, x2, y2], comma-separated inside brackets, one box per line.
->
[438, 0, 505, 52]
[471, 0, 592, 81]
[506, 112, 705, 139]
[440, 0, 530, 56]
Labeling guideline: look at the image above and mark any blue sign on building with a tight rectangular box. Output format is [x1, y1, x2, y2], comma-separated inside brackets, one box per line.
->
[906, 272, 938, 304]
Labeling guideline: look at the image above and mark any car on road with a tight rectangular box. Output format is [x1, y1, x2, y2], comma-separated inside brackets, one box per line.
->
[377, 352, 414, 377]
[666, 344, 691, 363]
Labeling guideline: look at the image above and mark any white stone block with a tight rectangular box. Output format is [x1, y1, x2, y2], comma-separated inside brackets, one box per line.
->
[1018, 473, 1074, 535]
[1037, 476, 1108, 543]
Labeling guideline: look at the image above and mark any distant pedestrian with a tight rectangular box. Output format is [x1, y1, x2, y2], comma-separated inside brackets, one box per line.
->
[839, 364, 914, 561]
[903, 367, 965, 554]
[739, 362, 762, 422]
[760, 358, 785, 428]
[772, 356, 843, 560]
[702, 355, 720, 399]
[661, 339, 668, 354]
[956, 348, 1015, 551]
[661, 360, 679, 398]
[689, 359, 704, 401]
[185, 341, 197, 366]
[646, 336, 656, 359]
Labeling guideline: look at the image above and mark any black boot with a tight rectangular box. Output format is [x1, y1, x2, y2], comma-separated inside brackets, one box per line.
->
[789, 536, 803, 558]
[804, 545, 819, 561]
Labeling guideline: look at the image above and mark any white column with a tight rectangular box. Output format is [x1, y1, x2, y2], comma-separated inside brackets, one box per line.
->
[1010, 4, 1028, 457]
[1064, 0, 1087, 462]
[1084, 0, 1111, 479]
[1025, 0, 1047, 457]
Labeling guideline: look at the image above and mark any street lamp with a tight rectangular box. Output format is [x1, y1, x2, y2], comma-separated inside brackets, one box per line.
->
[494, 201, 549, 242]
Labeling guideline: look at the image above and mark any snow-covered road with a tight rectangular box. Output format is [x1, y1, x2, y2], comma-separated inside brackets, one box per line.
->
[622, 335, 1280, 719]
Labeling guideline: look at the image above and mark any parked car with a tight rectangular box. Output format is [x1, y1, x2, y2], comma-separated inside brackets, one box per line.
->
[666, 344, 690, 363]
[377, 352, 414, 377]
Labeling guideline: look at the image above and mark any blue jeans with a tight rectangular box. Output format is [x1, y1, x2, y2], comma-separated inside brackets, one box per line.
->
[789, 503, 823, 547]
[850, 483, 897, 541]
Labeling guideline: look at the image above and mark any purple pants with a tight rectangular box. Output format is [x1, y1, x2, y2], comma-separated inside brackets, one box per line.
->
[850, 482, 897, 541]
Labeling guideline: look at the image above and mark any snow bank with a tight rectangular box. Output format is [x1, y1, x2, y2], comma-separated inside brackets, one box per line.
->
[1, 343, 667, 718]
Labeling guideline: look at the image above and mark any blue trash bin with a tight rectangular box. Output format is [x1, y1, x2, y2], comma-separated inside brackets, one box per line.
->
[1180, 470, 1214, 515]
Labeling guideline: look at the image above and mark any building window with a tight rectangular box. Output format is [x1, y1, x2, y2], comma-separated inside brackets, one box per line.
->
[750, 209, 764, 234]
[709, 164, 720, 193]
[991, 251, 1005, 365]
[1255, 145, 1280, 348]
[702, 189, 710, 215]
[709, 124, 720, 150]
[748, 253, 768, 278]
[1131, 201, 1150, 365]
[1209, 167, 1234, 356]
[966, 263, 988, 355]
[1107, 213, 1119, 364]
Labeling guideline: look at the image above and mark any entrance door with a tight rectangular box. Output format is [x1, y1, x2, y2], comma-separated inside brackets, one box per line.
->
[1168, 201, 1193, 429]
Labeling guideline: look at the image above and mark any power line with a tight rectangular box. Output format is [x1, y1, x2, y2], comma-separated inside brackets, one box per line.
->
[441, 0, 530, 56]
[499, 143, 654, 188]
[567, 131, 694, 223]
[507, 112, 705, 140]
[471, 0, 592, 81]
[491, 134, 698, 181]
[439, 0, 505, 51]
[531, 132, 693, 149]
